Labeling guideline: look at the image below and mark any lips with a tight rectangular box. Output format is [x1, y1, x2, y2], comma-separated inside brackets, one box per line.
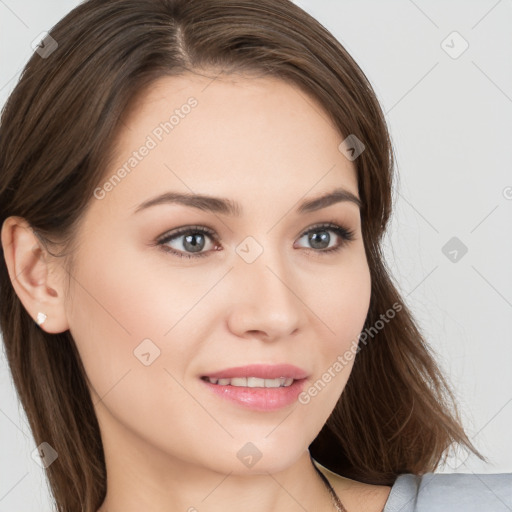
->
[199, 366, 309, 411]
[201, 363, 309, 381]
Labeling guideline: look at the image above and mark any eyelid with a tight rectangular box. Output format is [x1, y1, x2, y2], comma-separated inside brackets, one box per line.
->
[155, 224, 217, 244]
[298, 220, 355, 239]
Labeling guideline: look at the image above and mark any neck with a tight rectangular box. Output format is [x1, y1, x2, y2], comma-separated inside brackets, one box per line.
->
[98, 451, 335, 512]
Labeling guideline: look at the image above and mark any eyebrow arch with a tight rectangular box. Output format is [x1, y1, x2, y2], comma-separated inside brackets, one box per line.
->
[133, 187, 362, 216]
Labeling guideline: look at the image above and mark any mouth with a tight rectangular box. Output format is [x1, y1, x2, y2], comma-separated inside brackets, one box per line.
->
[198, 364, 309, 411]
[200, 376, 296, 388]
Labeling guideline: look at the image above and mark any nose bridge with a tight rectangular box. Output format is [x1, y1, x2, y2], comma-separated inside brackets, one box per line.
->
[228, 236, 303, 338]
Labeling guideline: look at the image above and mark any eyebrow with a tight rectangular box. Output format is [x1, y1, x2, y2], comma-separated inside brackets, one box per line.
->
[133, 187, 362, 216]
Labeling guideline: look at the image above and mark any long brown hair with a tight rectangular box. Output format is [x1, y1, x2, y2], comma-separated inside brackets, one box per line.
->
[0, 0, 486, 510]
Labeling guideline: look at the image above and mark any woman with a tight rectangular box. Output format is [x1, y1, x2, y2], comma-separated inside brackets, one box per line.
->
[0, 1, 510, 511]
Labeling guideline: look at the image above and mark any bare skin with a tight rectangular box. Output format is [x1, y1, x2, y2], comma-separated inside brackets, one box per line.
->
[315, 461, 393, 512]
[2, 71, 392, 511]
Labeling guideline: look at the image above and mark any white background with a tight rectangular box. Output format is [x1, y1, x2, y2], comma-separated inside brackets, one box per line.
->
[1, 0, 511, 510]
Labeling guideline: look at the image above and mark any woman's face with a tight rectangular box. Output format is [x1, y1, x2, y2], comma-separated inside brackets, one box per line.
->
[64, 73, 371, 475]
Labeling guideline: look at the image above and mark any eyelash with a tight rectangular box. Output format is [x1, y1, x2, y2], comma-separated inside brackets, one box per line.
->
[154, 221, 356, 260]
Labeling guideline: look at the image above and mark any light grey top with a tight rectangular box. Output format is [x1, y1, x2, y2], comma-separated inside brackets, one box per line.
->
[383, 472, 512, 512]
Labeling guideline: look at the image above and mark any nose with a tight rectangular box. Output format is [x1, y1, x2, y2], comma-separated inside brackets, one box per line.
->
[225, 249, 304, 342]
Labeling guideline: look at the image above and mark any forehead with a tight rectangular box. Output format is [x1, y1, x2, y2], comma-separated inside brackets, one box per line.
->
[94, 72, 359, 219]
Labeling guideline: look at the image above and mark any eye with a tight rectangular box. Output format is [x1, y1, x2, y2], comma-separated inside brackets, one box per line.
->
[294, 222, 356, 256]
[154, 221, 356, 259]
[155, 225, 219, 259]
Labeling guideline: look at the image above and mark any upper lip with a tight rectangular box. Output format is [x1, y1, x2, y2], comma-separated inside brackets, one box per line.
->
[201, 364, 309, 380]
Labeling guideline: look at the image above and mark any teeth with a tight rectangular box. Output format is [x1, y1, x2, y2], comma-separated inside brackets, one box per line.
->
[205, 377, 294, 388]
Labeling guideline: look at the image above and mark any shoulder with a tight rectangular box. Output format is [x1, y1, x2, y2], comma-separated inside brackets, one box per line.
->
[383, 472, 512, 512]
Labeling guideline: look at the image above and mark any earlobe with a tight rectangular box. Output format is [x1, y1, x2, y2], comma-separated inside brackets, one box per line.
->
[1, 216, 70, 333]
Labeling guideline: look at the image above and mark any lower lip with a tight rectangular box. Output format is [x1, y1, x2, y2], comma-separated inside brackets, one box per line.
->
[200, 378, 307, 411]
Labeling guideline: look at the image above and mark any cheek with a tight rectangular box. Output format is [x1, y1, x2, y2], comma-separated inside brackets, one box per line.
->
[336, 262, 371, 341]
[65, 240, 218, 396]
[294, 254, 371, 429]
[64, 242, 174, 395]
[308, 246, 372, 349]
[65, 244, 201, 442]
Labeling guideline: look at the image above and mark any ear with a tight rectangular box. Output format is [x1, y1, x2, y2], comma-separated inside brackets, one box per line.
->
[1, 216, 70, 334]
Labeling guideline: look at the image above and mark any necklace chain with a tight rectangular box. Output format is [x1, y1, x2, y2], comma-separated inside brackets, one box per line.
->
[310, 455, 348, 512]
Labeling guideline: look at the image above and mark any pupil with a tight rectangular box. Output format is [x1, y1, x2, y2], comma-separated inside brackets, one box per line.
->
[184, 233, 205, 252]
[309, 231, 329, 249]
